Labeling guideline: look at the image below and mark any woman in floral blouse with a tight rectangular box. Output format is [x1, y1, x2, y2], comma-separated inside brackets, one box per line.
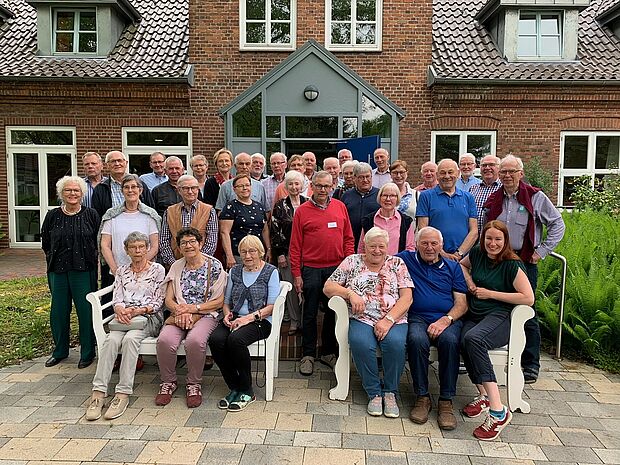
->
[324, 227, 413, 419]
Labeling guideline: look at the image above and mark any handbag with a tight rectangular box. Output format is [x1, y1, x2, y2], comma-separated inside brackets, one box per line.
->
[108, 315, 148, 332]
[165, 257, 212, 326]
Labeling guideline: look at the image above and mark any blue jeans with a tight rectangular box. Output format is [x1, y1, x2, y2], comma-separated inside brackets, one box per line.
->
[349, 319, 407, 399]
[522, 262, 540, 378]
[407, 313, 463, 400]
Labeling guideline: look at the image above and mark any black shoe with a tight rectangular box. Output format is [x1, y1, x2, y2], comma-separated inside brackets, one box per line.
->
[44, 356, 66, 367]
[524, 374, 537, 384]
[78, 359, 94, 369]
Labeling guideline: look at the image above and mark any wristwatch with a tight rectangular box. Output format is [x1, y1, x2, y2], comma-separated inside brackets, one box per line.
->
[196, 304, 200, 312]
[456, 250, 464, 258]
[254, 312, 261, 322]
[385, 314, 396, 324]
[445, 314, 454, 324]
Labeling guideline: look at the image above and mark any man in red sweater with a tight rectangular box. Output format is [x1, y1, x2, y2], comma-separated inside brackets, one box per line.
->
[290, 171, 355, 376]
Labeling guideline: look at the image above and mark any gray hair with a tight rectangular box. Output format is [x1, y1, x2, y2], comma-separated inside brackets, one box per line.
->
[353, 162, 372, 177]
[459, 153, 476, 163]
[323, 157, 339, 169]
[123, 231, 149, 249]
[364, 226, 389, 245]
[284, 170, 305, 190]
[415, 226, 444, 244]
[338, 149, 352, 159]
[238, 234, 265, 259]
[501, 154, 524, 169]
[177, 174, 197, 186]
[270, 152, 287, 163]
[56, 176, 87, 201]
[105, 150, 127, 163]
[251, 153, 266, 163]
[312, 170, 332, 184]
[481, 155, 500, 165]
[121, 173, 143, 189]
[82, 151, 102, 162]
[341, 160, 359, 172]
[164, 156, 183, 168]
[377, 182, 401, 204]
[190, 154, 207, 166]
[437, 158, 459, 171]
[150, 151, 165, 161]
[420, 161, 437, 173]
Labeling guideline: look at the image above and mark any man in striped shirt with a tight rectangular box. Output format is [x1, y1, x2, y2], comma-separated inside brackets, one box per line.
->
[469, 155, 502, 234]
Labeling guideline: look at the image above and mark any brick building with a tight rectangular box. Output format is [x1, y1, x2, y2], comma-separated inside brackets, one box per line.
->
[0, 0, 619, 248]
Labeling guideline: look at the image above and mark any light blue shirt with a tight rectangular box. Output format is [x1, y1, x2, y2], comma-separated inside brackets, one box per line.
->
[139, 172, 168, 191]
[215, 178, 267, 210]
[456, 176, 481, 191]
[224, 267, 279, 323]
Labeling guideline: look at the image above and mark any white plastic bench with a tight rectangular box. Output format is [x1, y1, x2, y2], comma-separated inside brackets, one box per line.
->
[327, 295, 534, 413]
[87, 281, 292, 401]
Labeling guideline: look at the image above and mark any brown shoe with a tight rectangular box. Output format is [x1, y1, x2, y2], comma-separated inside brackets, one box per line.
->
[437, 399, 457, 430]
[409, 395, 432, 424]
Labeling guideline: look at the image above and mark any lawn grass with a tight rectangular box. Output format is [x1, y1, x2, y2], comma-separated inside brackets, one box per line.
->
[0, 276, 78, 368]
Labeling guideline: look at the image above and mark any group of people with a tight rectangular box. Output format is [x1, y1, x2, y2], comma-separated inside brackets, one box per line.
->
[41, 146, 565, 440]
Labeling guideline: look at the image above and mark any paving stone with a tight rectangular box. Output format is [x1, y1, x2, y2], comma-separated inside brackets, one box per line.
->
[0, 424, 35, 438]
[549, 391, 597, 403]
[197, 443, 244, 465]
[501, 426, 562, 445]
[529, 400, 578, 416]
[275, 413, 313, 431]
[49, 382, 94, 396]
[240, 444, 304, 465]
[103, 425, 149, 440]
[366, 450, 408, 465]
[56, 424, 110, 439]
[221, 411, 278, 429]
[140, 426, 175, 441]
[263, 401, 307, 414]
[402, 418, 443, 438]
[303, 447, 364, 465]
[568, 402, 620, 419]
[169, 426, 202, 442]
[540, 445, 603, 463]
[0, 407, 36, 424]
[406, 452, 472, 465]
[0, 460, 27, 465]
[312, 415, 367, 434]
[506, 414, 558, 428]
[306, 402, 349, 416]
[235, 429, 266, 444]
[0, 438, 68, 461]
[524, 390, 555, 401]
[551, 415, 606, 430]
[342, 433, 392, 451]
[20, 407, 84, 424]
[592, 394, 620, 405]
[589, 382, 620, 394]
[556, 380, 593, 392]
[94, 439, 146, 463]
[429, 438, 483, 456]
[25, 423, 63, 438]
[480, 441, 515, 458]
[509, 443, 547, 461]
[53, 438, 108, 461]
[366, 416, 404, 436]
[294, 431, 342, 448]
[273, 387, 321, 403]
[56, 395, 90, 407]
[600, 419, 620, 433]
[136, 440, 205, 464]
[469, 458, 536, 465]
[552, 427, 604, 447]
[185, 408, 227, 427]
[592, 430, 620, 449]
[530, 379, 564, 391]
[12, 395, 64, 407]
[264, 430, 295, 446]
[594, 448, 620, 464]
[0, 395, 20, 407]
[132, 407, 192, 427]
[197, 427, 239, 443]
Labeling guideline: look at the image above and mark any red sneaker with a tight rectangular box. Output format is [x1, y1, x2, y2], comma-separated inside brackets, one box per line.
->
[462, 395, 490, 418]
[473, 409, 512, 441]
[186, 383, 202, 408]
[155, 382, 177, 406]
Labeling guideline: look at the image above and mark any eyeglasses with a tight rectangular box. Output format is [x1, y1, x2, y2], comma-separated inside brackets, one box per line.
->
[180, 186, 199, 191]
[480, 163, 499, 168]
[239, 248, 259, 255]
[460, 162, 475, 166]
[234, 183, 251, 189]
[122, 184, 140, 190]
[499, 169, 522, 176]
[180, 239, 199, 247]
[381, 194, 398, 199]
[391, 170, 407, 176]
[357, 175, 372, 180]
[313, 184, 331, 190]
[62, 188, 81, 193]
[108, 159, 125, 164]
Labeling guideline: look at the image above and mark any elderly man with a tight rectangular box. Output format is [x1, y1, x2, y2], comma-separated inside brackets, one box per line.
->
[92, 151, 152, 218]
[341, 162, 380, 249]
[262, 152, 287, 208]
[398, 227, 467, 430]
[82, 152, 105, 209]
[151, 156, 187, 217]
[469, 155, 502, 233]
[303, 151, 317, 180]
[323, 157, 343, 191]
[139, 152, 168, 191]
[417, 159, 478, 261]
[250, 153, 268, 181]
[159, 175, 218, 268]
[215, 152, 267, 210]
[372, 148, 391, 188]
[290, 171, 355, 376]
[415, 161, 438, 191]
[338, 148, 353, 168]
[456, 153, 481, 191]
[483, 154, 565, 384]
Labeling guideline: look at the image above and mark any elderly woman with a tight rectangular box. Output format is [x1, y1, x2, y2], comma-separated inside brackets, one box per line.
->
[209, 235, 280, 411]
[219, 174, 271, 270]
[86, 232, 165, 421]
[99, 174, 161, 284]
[272, 154, 311, 205]
[270, 170, 308, 335]
[203, 148, 233, 206]
[190, 154, 209, 197]
[389, 160, 417, 218]
[324, 227, 413, 418]
[155, 227, 226, 408]
[359, 182, 415, 254]
[333, 160, 358, 200]
[459, 220, 534, 440]
[41, 176, 101, 369]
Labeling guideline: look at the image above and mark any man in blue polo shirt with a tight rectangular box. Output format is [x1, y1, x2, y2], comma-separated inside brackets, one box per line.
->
[416, 159, 478, 261]
[398, 226, 467, 431]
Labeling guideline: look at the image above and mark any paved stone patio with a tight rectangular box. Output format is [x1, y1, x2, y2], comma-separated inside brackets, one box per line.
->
[0, 350, 618, 465]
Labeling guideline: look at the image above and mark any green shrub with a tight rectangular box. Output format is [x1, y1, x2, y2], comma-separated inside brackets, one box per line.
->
[570, 173, 620, 214]
[524, 156, 554, 195]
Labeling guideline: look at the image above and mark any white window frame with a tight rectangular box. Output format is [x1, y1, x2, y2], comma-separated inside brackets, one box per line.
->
[431, 130, 497, 175]
[6, 126, 77, 248]
[122, 127, 193, 175]
[325, 0, 383, 52]
[239, 0, 296, 51]
[517, 10, 563, 60]
[559, 131, 620, 207]
[52, 8, 98, 55]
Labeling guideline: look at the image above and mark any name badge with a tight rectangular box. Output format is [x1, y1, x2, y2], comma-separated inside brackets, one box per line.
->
[327, 222, 337, 228]
[518, 206, 525, 212]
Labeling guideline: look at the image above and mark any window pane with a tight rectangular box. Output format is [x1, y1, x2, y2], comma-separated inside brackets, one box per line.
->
[56, 33, 74, 52]
[11, 130, 73, 145]
[79, 33, 97, 53]
[540, 15, 559, 35]
[246, 0, 265, 20]
[271, 0, 290, 20]
[126, 131, 189, 146]
[127, 154, 152, 176]
[246, 23, 266, 43]
[355, 23, 375, 45]
[518, 14, 536, 35]
[266, 116, 281, 138]
[16, 211, 40, 242]
[517, 36, 536, 56]
[563, 135, 588, 169]
[595, 136, 620, 170]
[331, 22, 351, 44]
[435, 135, 460, 162]
[466, 134, 492, 163]
[356, 0, 376, 21]
[266, 141, 281, 156]
[56, 11, 74, 31]
[14, 153, 39, 205]
[233, 95, 262, 137]
[343, 117, 358, 138]
[271, 22, 290, 44]
[286, 117, 338, 138]
[47, 153, 72, 206]
[562, 175, 583, 206]
[332, 0, 351, 21]
[79, 11, 96, 31]
[362, 95, 391, 138]
[540, 36, 560, 56]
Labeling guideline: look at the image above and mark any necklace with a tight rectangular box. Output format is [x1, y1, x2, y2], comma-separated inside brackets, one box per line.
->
[245, 261, 264, 272]
[131, 261, 149, 274]
[62, 205, 81, 216]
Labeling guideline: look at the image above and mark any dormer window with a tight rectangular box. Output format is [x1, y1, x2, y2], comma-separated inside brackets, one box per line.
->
[53, 9, 97, 54]
[517, 11, 562, 59]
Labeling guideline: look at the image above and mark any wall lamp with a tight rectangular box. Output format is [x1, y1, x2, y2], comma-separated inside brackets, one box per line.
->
[303, 85, 319, 101]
